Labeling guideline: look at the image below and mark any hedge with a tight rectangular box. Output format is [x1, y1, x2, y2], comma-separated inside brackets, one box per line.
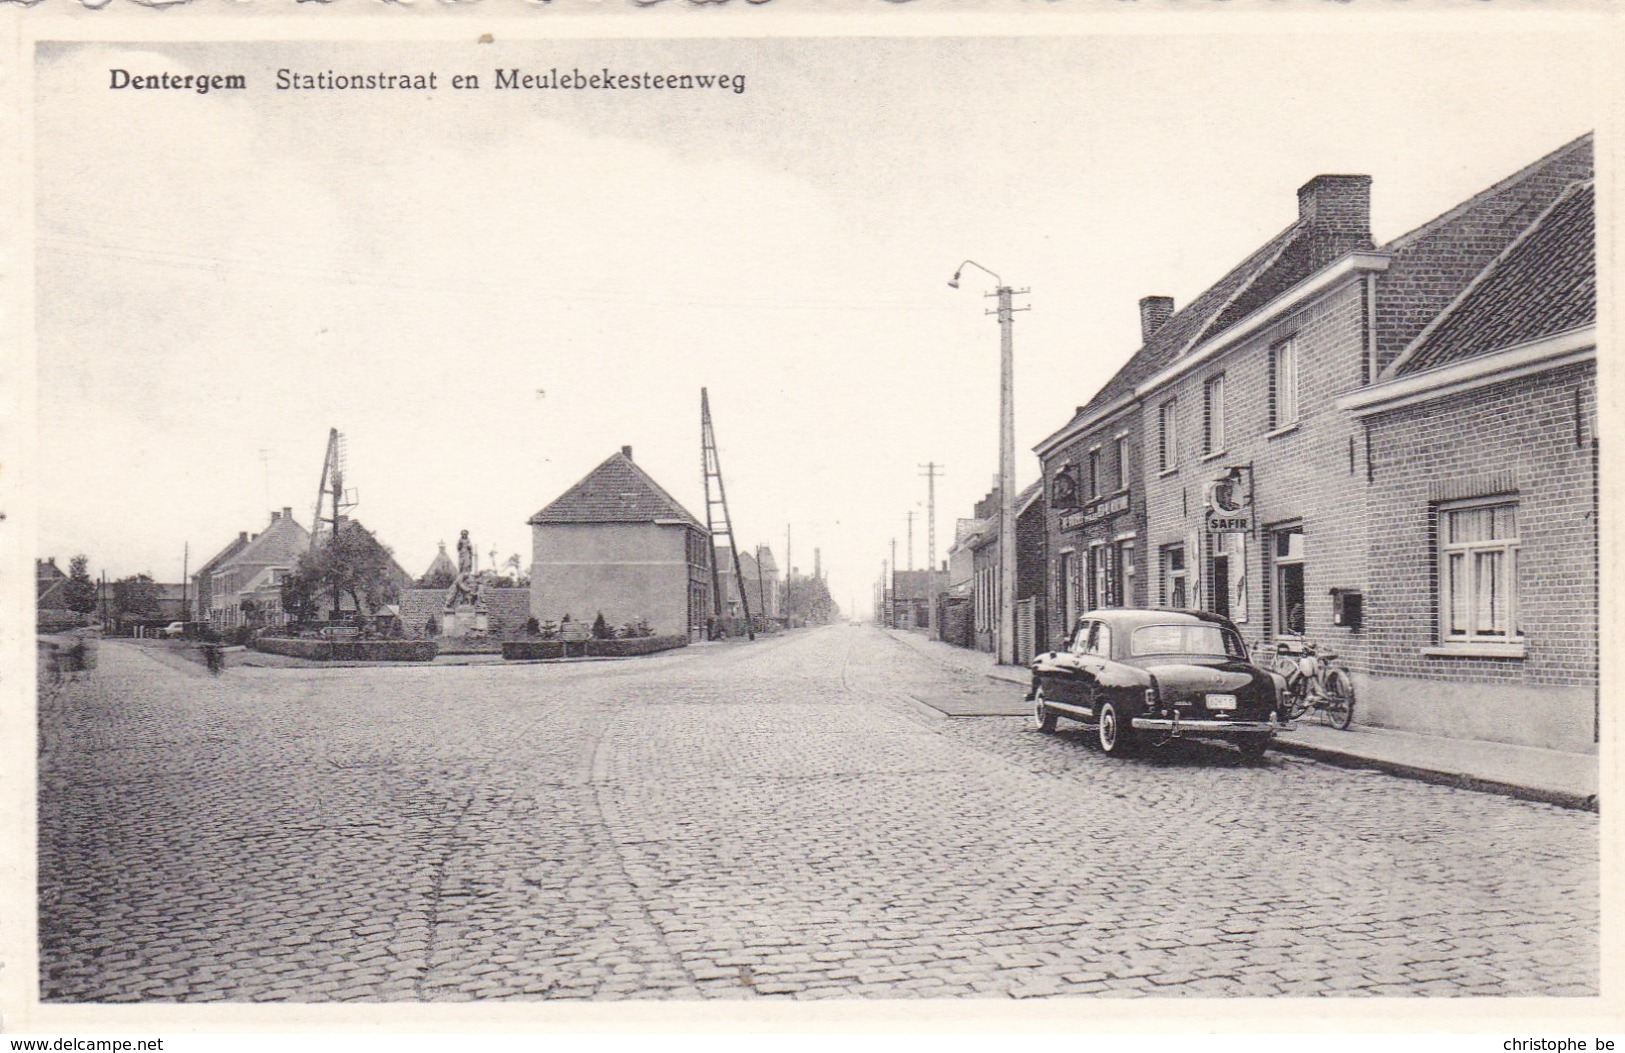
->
[586, 634, 687, 657]
[500, 640, 567, 661]
[502, 635, 687, 661]
[252, 638, 437, 662]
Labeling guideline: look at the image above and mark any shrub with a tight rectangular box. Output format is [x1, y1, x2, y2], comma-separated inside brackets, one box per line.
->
[425, 615, 439, 637]
[592, 612, 612, 640]
[525, 616, 541, 636]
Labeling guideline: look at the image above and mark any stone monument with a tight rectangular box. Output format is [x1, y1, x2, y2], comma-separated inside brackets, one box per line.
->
[441, 529, 488, 638]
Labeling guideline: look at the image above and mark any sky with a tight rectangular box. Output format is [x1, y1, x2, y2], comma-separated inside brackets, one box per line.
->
[32, 28, 1604, 611]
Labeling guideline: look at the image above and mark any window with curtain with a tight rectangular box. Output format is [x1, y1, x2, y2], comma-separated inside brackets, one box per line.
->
[1439, 499, 1520, 642]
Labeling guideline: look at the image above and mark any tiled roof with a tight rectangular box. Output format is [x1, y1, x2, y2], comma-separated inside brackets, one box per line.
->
[421, 543, 457, 582]
[1039, 221, 1304, 450]
[1015, 480, 1044, 516]
[194, 535, 250, 581]
[1373, 134, 1592, 373]
[951, 518, 988, 547]
[1397, 182, 1594, 376]
[529, 451, 704, 529]
[754, 546, 779, 575]
[221, 514, 311, 570]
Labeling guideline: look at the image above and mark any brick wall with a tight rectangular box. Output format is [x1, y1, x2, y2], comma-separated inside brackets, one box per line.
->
[398, 587, 532, 637]
[1040, 403, 1148, 652]
[1364, 361, 1596, 687]
[1142, 278, 1371, 665]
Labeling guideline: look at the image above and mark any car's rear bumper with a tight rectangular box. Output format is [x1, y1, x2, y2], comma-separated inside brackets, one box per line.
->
[1131, 714, 1291, 736]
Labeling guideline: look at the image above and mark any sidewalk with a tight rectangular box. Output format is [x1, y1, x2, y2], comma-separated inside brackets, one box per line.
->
[881, 628, 1599, 812]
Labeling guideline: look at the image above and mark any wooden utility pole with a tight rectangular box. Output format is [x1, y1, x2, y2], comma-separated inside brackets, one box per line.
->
[785, 524, 793, 628]
[181, 541, 189, 623]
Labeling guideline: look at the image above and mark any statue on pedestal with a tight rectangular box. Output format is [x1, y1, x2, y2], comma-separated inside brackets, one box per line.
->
[443, 529, 482, 612]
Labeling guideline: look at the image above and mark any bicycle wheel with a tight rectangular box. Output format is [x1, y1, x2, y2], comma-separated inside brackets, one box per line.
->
[1322, 669, 1355, 730]
[1271, 656, 1309, 719]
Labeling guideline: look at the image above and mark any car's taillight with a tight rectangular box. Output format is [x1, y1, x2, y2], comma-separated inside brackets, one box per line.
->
[1144, 677, 1158, 708]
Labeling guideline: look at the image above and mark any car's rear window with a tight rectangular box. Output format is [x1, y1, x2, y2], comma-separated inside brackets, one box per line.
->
[1130, 623, 1245, 658]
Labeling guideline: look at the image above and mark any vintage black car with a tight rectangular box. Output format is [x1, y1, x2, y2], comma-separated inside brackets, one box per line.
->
[1028, 609, 1288, 757]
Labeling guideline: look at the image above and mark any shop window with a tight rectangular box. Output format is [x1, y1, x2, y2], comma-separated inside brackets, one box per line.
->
[1203, 373, 1226, 454]
[1159, 398, 1179, 472]
[1439, 498, 1520, 643]
[1273, 525, 1305, 635]
[1163, 544, 1187, 608]
[1270, 340, 1299, 429]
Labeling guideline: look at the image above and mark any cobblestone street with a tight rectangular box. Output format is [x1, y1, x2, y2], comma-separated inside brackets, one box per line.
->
[37, 627, 1597, 1001]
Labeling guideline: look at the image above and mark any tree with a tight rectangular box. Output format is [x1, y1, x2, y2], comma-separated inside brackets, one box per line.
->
[783, 573, 841, 627]
[295, 521, 402, 621]
[111, 573, 160, 628]
[63, 555, 97, 615]
[280, 561, 323, 626]
[419, 566, 455, 590]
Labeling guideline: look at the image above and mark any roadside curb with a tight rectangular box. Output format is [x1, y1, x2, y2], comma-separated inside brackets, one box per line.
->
[1270, 738, 1600, 813]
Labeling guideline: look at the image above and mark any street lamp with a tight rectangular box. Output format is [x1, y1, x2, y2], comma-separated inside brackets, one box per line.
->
[951, 259, 1025, 666]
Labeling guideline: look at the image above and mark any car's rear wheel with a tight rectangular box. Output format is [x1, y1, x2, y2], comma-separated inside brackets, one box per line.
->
[1322, 670, 1355, 730]
[1032, 685, 1058, 733]
[1096, 699, 1135, 756]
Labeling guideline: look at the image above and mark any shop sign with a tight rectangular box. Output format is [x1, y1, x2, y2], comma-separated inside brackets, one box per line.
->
[1204, 466, 1254, 534]
[1061, 491, 1130, 532]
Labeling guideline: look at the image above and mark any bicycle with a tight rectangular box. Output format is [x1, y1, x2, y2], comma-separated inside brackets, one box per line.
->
[1268, 640, 1355, 730]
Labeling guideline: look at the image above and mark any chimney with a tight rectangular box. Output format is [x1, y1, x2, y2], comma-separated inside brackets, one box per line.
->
[270, 510, 281, 521]
[621, 445, 633, 461]
[1297, 174, 1373, 269]
[239, 531, 248, 542]
[1139, 296, 1175, 342]
[283, 506, 293, 519]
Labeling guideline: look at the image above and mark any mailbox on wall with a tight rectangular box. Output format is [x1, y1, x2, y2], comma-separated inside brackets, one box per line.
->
[1330, 588, 1363, 630]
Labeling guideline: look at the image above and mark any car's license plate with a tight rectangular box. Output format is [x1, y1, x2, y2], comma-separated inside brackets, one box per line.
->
[1206, 693, 1237, 710]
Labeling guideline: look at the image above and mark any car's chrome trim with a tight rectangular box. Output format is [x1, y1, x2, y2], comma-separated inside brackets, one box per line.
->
[1043, 699, 1095, 721]
[1131, 716, 1288, 735]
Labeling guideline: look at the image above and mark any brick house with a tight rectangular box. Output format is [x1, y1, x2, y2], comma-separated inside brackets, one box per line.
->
[192, 532, 252, 624]
[956, 481, 1046, 656]
[1012, 481, 1047, 662]
[1340, 177, 1595, 751]
[528, 447, 712, 641]
[1028, 133, 1591, 749]
[206, 509, 311, 628]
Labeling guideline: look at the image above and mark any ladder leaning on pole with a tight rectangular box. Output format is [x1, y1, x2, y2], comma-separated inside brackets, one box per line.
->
[700, 388, 754, 641]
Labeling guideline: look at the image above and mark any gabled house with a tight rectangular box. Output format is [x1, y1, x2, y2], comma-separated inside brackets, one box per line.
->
[528, 446, 712, 640]
[1342, 174, 1595, 750]
[37, 558, 68, 610]
[192, 531, 252, 625]
[207, 508, 311, 628]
